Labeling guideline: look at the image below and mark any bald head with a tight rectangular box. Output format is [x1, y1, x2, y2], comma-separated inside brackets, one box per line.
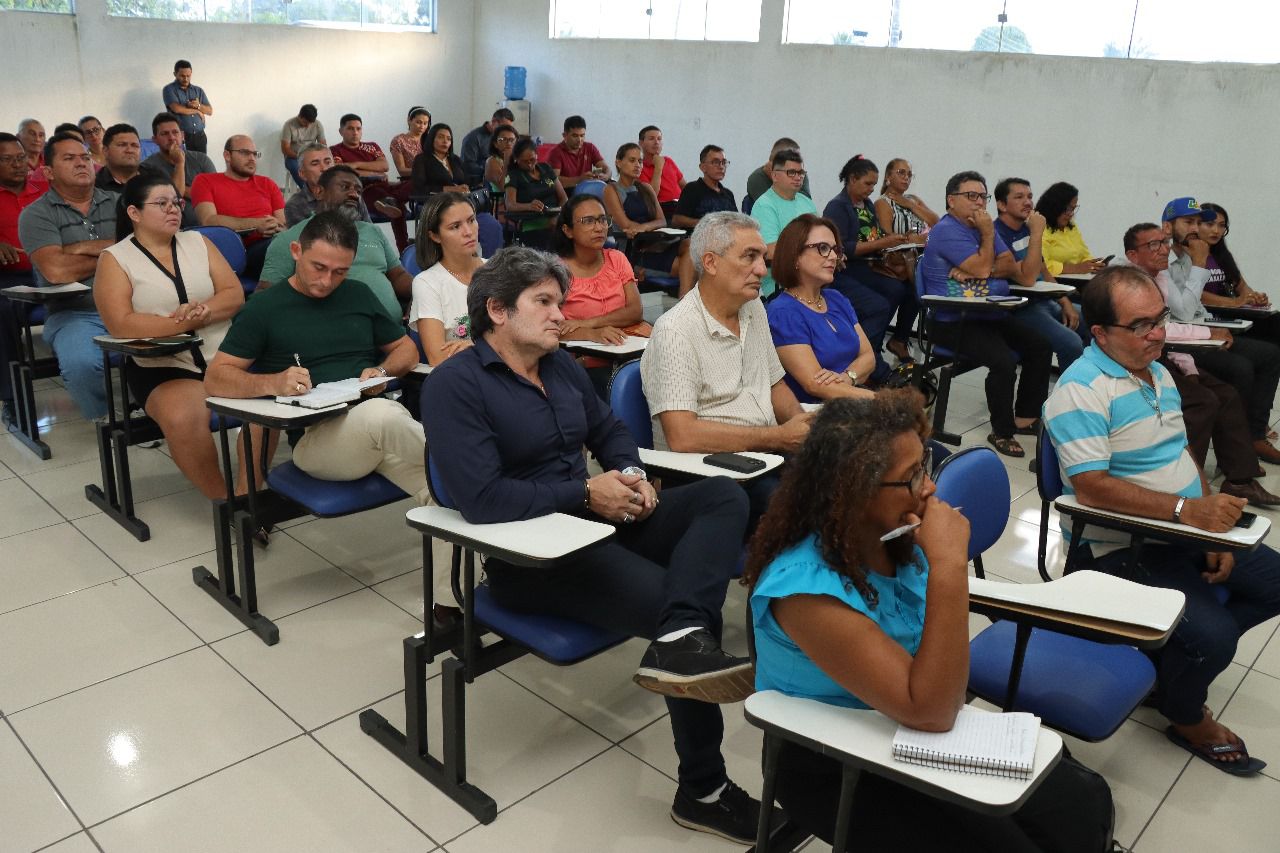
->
[223, 134, 260, 179]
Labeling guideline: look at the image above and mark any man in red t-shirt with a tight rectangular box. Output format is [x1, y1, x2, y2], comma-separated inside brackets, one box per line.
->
[0, 131, 46, 418]
[637, 125, 686, 216]
[546, 115, 610, 190]
[191, 134, 285, 280]
[330, 113, 412, 252]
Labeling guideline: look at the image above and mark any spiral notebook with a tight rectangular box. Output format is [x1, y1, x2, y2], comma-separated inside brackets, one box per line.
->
[891, 705, 1040, 779]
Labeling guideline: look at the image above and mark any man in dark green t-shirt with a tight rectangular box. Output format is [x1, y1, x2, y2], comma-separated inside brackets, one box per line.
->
[205, 210, 426, 503]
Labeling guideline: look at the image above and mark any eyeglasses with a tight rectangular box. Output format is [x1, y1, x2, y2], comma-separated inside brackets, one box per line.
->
[803, 242, 843, 259]
[776, 168, 807, 179]
[228, 149, 263, 159]
[1137, 237, 1173, 253]
[704, 159, 730, 167]
[141, 198, 186, 212]
[949, 191, 990, 203]
[880, 467, 927, 496]
[81, 126, 105, 136]
[0, 155, 26, 166]
[1109, 308, 1170, 337]
[575, 214, 612, 228]
[893, 169, 913, 178]
[496, 136, 516, 144]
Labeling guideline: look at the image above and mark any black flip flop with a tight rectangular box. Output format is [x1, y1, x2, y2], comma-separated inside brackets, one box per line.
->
[1165, 726, 1267, 776]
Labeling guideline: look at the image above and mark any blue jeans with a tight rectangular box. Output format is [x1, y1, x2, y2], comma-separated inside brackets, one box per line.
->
[1010, 299, 1085, 370]
[284, 156, 302, 190]
[42, 309, 108, 419]
[1085, 543, 1280, 725]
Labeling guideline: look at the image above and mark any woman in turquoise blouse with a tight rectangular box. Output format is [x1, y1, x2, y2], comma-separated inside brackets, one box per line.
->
[745, 391, 1114, 852]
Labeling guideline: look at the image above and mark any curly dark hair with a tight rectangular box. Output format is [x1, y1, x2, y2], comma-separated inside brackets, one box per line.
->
[742, 389, 930, 607]
[1034, 181, 1079, 233]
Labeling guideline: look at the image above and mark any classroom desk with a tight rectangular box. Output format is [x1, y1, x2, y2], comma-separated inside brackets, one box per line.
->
[191, 395, 355, 644]
[745, 691, 1063, 853]
[1053, 272, 1095, 285]
[1054, 493, 1271, 551]
[1008, 282, 1077, 298]
[559, 336, 649, 358]
[1208, 304, 1278, 320]
[638, 448, 783, 481]
[1, 282, 91, 459]
[85, 334, 203, 540]
[1196, 318, 1253, 331]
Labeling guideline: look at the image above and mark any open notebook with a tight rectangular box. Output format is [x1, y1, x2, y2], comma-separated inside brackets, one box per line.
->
[892, 705, 1040, 779]
[274, 376, 388, 409]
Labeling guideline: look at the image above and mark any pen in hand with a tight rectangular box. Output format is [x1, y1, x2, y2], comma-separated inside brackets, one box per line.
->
[293, 353, 303, 368]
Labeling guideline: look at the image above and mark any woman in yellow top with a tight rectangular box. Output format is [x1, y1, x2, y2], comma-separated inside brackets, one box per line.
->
[1034, 182, 1108, 276]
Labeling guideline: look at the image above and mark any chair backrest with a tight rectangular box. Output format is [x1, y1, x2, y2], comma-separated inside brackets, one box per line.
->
[426, 453, 456, 510]
[1036, 426, 1064, 502]
[741, 194, 754, 216]
[927, 439, 952, 476]
[401, 244, 422, 278]
[536, 142, 558, 163]
[574, 180, 607, 201]
[932, 446, 1010, 558]
[608, 360, 653, 449]
[477, 212, 503, 257]
[193, 225, 247, 274]
[407, 325, 428, 361]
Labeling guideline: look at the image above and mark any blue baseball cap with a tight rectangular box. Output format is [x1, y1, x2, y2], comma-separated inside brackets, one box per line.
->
[1161, 197, 1214, 223]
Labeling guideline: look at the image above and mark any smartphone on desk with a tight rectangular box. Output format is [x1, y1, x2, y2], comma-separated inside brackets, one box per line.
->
[986, 295, 1022, 303]
[1235, 511, 1258, 529]
[703, 452, 767, 474]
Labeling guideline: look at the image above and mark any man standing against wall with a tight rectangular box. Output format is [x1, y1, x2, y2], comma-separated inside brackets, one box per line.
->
[280, 104, 325, 190]
[162, 59, 212, 153]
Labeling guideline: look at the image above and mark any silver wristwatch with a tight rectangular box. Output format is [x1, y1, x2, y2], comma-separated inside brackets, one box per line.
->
[621, 466, 647, 480]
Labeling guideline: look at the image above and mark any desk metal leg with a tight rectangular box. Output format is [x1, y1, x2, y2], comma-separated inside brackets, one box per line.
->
[359, 635, 498, 824]
[192, 498, 280, 645]
[84, 353, 154, 541]
[830, 763, 859, 853]
[7, 356, 49, 459]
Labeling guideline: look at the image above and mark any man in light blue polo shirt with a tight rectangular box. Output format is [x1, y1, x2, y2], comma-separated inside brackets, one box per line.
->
[1045, 265, 1280, 777]
[161, 59, 212, 153]
[750, 148, 816, 297]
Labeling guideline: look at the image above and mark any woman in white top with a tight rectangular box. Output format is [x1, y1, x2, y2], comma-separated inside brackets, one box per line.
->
[409, 192, 485, 366]
[93, 172, 245, 499]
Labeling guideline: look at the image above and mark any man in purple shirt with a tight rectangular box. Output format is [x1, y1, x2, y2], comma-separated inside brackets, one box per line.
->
[546, 115, 610, 189]
[423, 246, 766, 844]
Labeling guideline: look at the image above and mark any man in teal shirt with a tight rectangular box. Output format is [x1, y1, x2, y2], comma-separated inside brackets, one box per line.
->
[750, 148, 817, 297]
[259, 165, 410, 320]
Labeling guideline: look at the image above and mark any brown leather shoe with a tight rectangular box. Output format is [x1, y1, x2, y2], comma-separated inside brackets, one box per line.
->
[1221, 479, 1280, 508]
[1253, 439, 1280, 465]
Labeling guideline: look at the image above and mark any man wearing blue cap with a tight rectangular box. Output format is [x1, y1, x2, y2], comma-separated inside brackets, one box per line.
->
[1162, 197, 1280, 462]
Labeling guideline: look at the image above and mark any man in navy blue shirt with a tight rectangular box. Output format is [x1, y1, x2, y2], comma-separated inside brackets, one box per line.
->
[423, 246, 767, 843]
[162, 60, 212, 153]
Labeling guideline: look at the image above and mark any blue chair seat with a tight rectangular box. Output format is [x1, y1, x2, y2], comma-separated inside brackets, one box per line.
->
[969, 621, 1156, 741]
[472, 585, 627, 665]
[267, 461, 408, 517]
[640, 270, 679, 291]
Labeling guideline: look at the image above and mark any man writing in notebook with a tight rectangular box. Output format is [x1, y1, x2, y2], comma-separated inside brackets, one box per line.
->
[1044, 266, 1280, 776]
[205, 210, 426, 503]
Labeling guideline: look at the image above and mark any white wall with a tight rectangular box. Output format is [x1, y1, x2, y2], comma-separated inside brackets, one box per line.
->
[472, 0, 1280, 276]
[1, 0, 475, 186]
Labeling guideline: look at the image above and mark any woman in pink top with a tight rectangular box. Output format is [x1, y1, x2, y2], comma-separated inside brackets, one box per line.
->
[554, 194, 646, 396]
[390, 106, 431, 179]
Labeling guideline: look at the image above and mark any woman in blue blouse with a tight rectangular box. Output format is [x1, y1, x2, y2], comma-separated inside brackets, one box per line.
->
[766, 215, 875, 403]
[745, 392, 1113, 851]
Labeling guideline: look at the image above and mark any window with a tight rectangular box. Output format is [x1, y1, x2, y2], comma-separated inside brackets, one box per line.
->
[1, 0, 74, 13]
[551, 0, 761, 42]
[783, 0, 1280, 64]
[108, 0, 435, 31]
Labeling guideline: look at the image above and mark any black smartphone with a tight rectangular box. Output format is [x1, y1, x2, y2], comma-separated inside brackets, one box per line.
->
[1234, 511, 1258, 529]
[703, 452, 767, 474]
[1102, 254, 1115, 264]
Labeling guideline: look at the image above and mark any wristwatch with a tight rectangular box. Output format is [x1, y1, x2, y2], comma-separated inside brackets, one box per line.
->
[846, 370, 860, 386]
[1172, 496, 1186, 524]
[621, 466, 647, 480]
[374, 366, 389, 377]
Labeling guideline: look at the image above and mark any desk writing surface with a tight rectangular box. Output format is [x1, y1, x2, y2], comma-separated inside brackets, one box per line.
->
[744, 691, 1061, 813]
[1054, 273, 1095, 284]
[405, 506, 613, 561]
[638, 449, 783, 481]
[1009, 283, 1076, 296]
[1054, 494, 1270, 547]
[93, 334, 202, 357]
[968, 571, 1184, 633]
[922, 296, 1026, 309]
[2, 282, 91, 302]
[560, 336, 649, 356]
[1211, 304, 1279, 318]
[205, 395, 350, 425]
[1165, 338, 1226, 349]
[410, 362, 433, 375]
[1197, 318, 1252, 331]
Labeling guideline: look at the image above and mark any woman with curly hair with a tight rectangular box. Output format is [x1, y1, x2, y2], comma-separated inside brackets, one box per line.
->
[745, 391, 1113, 851]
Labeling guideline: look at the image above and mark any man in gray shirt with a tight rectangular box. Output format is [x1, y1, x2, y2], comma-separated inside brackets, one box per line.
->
[17, 132, 117, 418]
[141, 112, 218, 227]
[459, 107, 514, 185]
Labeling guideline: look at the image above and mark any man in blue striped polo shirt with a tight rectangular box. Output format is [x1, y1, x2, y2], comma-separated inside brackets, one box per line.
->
[1045, 265, 1280, 776]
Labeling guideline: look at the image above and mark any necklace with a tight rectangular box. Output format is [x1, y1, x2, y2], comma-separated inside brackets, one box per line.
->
[1127, 370, 1162, 422]
[795, 292, 826, 308]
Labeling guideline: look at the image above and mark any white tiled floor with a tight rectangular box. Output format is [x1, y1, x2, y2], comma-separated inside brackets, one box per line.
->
[2, 368, 1280, 852]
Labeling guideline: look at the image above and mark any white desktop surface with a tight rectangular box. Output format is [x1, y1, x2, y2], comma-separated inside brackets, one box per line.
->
[405, 506, 613, 561]
[560, 336, 649, 356]
[206, 396, 348, 421]
[969, 571, 1184, 632]
[1055, 494, 1270, 547]
[1009, 283, 1076, 296]
[638, 449, 784, 480]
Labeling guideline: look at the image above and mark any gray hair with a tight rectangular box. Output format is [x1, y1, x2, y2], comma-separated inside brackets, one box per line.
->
[298, 141, 329, 159]
[467, 246, 570, 339]
[690, 211, 760, 277]
[17, 118, 41, 134]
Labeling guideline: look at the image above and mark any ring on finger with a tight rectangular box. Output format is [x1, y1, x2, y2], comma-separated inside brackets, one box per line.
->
[622, 513, 634, 524]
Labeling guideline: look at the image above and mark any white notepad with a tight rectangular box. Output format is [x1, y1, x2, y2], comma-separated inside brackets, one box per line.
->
[892, 705, 1040, 779]
[274, 376, 387, 409]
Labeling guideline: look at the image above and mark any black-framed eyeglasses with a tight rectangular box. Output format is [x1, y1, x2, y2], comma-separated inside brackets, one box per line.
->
[704, 158, 730, 167]
[0, 155, 26, 166]
[803, 242, 843, 259]
[141, 198, 186, 211]
[1109, 308, 1170, 337]
[575, 214, 611, 228]
[949, 191, 990, 203]
[776, 168, 807, 179]
[880, 467, 926, 495]
[228, 148, 263, 159]
[1137, 237, 1173, 253]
